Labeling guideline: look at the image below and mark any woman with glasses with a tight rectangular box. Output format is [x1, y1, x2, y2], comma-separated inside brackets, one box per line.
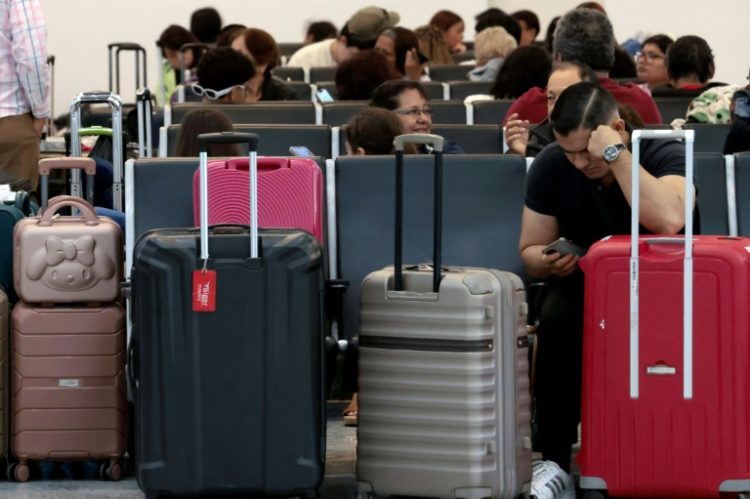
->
[192, 47, 256, 104]
[635, 34, 673, 94]
[369, 80, 464, 153]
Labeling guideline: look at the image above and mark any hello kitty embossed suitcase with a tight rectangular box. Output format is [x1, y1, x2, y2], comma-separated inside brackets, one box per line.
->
[13, 195, 122, 304]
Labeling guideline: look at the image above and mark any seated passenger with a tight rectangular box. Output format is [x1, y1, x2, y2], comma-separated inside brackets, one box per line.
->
[504, 8, 662, 125]
[288, 6, 399, 71]
[375, 27, 426, 81]
[428, 10, 466, 55]
[505, 60, 597, 156]
[468, 26, 517, 82]
[489, 44, 550, 100]
[231, 28, 298, 101]
[345, 107, 406, 155]
[335, 49, 399, 100]
[174, 109, 242, 157]
[519, 81, 697, 475]
[369, 80, 464, 154]
[414, 25, 454, 66]
[192, 47, 256, 104]
[653, 35, 725, 98]
[157, 25, 199, 104]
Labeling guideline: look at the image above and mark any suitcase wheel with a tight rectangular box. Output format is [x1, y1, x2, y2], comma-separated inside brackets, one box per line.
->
[7, 462, 30, 482]
[99, 460, 122, 481]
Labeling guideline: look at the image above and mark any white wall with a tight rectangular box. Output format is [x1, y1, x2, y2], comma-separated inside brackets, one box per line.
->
[493, 0, 749, 87]
[41, 0, 487, 117]
[42, 0, 749, 118]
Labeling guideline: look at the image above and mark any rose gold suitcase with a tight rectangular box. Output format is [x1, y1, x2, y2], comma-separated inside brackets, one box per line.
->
[13, 194, 123, 304]
[9, 301, 127, 482]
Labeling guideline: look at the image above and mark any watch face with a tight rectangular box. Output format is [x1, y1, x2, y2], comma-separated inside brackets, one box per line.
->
[603, 144, 623, 163]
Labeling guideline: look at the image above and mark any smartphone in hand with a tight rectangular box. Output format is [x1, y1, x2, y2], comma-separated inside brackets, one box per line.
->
[543, 237, 586, 258]
[289, 145, 315, 157]
[315, 88, 335, 103]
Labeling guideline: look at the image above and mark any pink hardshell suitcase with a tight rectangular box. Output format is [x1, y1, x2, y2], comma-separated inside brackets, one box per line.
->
[578, 129, 750, 497]
[10, 301, 127, 482]
[14, 195, 123, 304]
[192, 156, 324, 242]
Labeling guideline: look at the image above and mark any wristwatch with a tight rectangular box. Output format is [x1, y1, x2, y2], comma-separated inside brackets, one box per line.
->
[602, 143, 627, 164]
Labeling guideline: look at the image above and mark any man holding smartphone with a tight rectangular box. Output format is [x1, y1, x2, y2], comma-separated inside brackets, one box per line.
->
[518, 82, 697, 477]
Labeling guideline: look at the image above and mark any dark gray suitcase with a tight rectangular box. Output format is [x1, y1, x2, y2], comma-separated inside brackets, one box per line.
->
[131, 132, 325, 498]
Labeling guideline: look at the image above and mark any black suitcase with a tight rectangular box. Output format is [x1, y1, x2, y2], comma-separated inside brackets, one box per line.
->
[130, 132, 325, 498]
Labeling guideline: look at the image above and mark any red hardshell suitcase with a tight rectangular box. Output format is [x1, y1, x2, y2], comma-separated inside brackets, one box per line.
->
[191, 156, 324, 242]
[578, 129, 750, 497]
[10, 301, 127, 482]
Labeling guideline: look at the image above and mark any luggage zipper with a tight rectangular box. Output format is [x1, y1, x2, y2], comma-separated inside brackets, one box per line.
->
[360, 335, 493, 352]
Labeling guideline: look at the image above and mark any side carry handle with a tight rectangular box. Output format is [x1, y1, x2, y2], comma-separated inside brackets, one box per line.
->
[393, 133, 444, 293]
[197, 132, 261, 263]
[629, 128, 694, 400]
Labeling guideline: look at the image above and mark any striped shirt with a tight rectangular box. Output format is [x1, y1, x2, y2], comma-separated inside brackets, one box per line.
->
[0, 0, 49, 119]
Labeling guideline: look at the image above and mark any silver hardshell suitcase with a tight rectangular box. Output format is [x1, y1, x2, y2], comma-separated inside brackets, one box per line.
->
[356, 134, 532, 499]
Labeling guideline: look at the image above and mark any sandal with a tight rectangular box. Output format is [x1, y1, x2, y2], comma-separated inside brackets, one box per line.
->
[342, 393, 358, 427]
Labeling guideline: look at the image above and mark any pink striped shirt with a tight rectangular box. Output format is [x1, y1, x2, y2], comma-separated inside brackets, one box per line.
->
[0, 0, 49, 119]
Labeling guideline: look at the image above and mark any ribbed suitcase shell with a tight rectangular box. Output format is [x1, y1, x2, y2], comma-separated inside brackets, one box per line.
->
[578, 235, 750, 497]
[132, 227, 325, 498]
[191, 157, 324, 242]
[357, 266, 532, 499]
[11, 302, 127, 462]
[13, 209, 123, 303]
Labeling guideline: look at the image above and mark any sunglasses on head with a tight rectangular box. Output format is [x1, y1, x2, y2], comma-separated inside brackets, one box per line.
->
[191, 83, 243, 100]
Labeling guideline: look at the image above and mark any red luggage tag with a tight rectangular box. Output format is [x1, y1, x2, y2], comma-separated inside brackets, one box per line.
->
[192, 269, 216, 312]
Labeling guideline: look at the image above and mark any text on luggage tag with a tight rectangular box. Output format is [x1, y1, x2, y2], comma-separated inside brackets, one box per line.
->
[192, 270, 216, 312]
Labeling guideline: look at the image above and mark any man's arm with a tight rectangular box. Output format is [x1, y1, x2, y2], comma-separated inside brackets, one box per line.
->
[11, 0, 50, 123]
[589, 125, 693, 234]
[519, 206, 580, 279]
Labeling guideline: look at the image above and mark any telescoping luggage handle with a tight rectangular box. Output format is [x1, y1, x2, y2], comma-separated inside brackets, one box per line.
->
[393, 133, 444, 293]
[197, 132, 261, 264]
[69, 91, 123, 210]
[136, 88, 152, 157]
[38, 157, 96, 210]
[629, 129, 695, 400]
[108, 42, 147, 94]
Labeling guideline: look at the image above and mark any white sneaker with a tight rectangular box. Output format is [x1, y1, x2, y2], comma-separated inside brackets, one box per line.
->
[530, 460, 576, 499]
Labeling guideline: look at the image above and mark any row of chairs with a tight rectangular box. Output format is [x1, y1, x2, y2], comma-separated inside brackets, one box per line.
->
[158, 121, 734, 160]
[271, 64, 476, 83]
[163, 97, 702, 129]
[123, 151, 746, 341]
[177, 79, 492, 103]
[159, 123, 504, 158]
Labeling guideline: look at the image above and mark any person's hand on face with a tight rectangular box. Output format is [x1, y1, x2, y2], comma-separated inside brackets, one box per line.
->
[404, 49, 424, 81]
[587, 124, 622, 160]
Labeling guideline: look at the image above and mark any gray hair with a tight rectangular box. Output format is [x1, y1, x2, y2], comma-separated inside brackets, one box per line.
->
[552, 8, 615, 72]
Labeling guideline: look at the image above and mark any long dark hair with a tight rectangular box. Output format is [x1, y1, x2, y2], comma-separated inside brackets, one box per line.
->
[490, 44, 552, 99]
[175, 109, 242, 157]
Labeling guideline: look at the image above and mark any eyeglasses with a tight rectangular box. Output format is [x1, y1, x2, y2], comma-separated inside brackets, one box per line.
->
[393, 107, 434, 118]
[635, 51, 665, 63]
[191, 83, 244, 100]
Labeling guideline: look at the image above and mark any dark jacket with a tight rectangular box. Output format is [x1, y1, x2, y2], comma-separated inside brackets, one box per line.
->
[260, 75, 298, 101]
